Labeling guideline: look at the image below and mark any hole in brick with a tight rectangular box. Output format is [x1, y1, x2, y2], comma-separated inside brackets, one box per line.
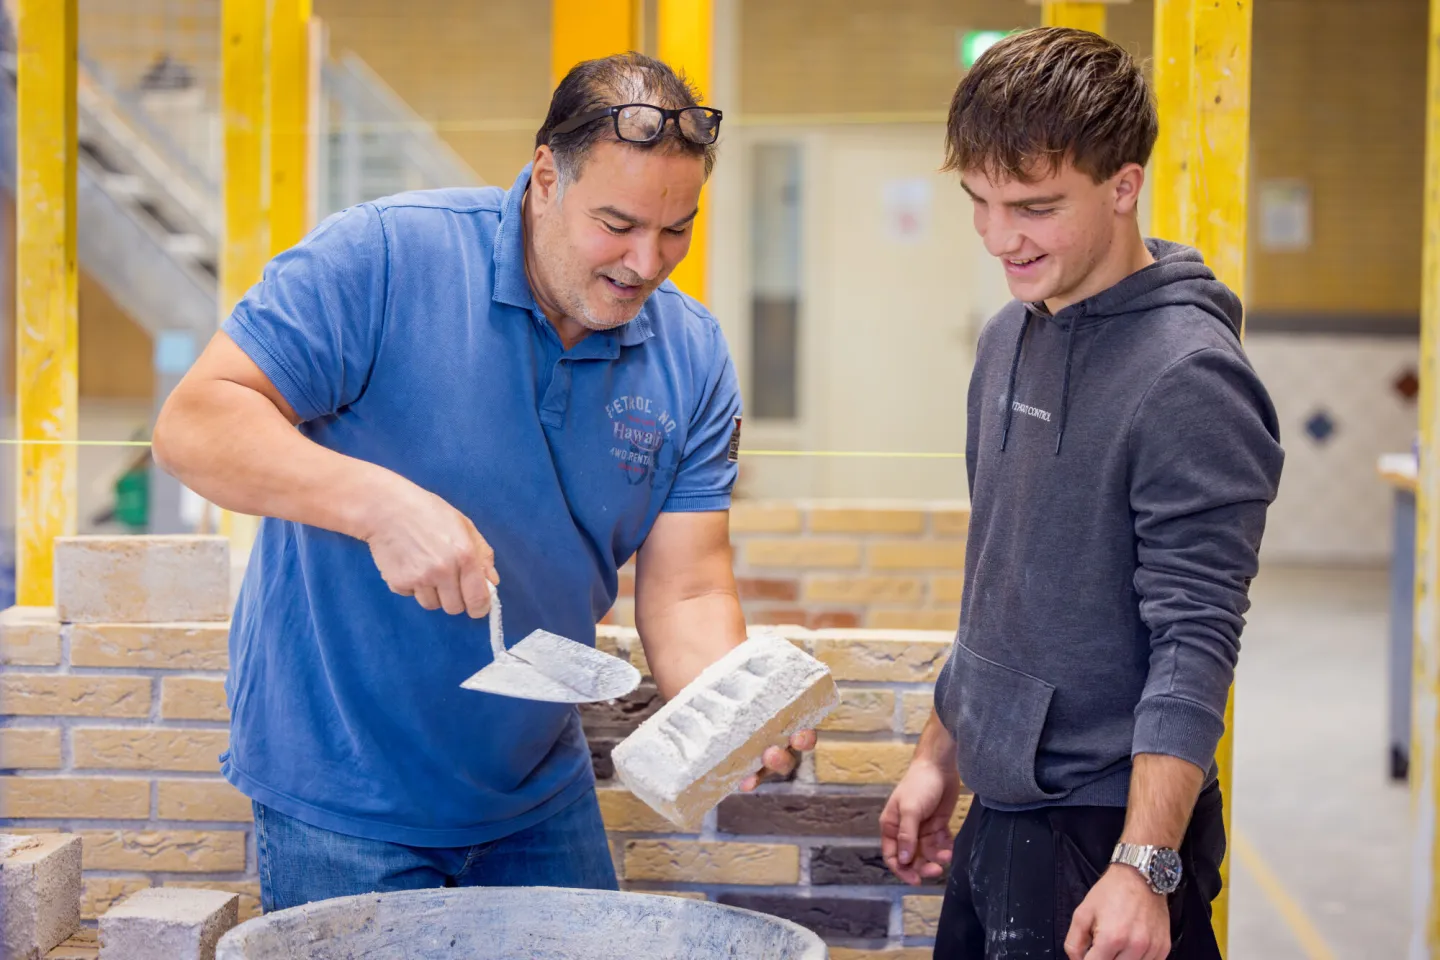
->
[742, 655, 779, 678]
[712, 673, 754, 702]
[687, 691, 734, 726]
[659, 724, 693, 761]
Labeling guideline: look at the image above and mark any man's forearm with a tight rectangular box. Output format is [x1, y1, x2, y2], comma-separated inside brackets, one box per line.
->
[1120, 752, 1207, 849]
[915, 710, 958, 768]
[154, 380, 399, 541]
[634, 588, 746, 699]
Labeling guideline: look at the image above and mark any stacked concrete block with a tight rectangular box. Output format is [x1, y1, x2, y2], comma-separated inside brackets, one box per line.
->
[99, 888, 238, 960]
[583, 623, 963, 960]
[1, 833, 82, 960]
[0, 536, 259, 929]
[612, 635, 839, 830]
[604, 500, 969, 632]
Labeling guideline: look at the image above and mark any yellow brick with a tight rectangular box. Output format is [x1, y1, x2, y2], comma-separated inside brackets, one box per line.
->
[932, 507, 971, 537]
[47, 928, 99, 958]
[0, 676, 151, 717]
[0, 776, 151, 819]
[803, 576, 924, 604]
[902, 692, 934, 735]
[729, 502, 803, 534]
[951, 794, 974, 836]
[807, 506, 925, 534]
[932, 575, 965, 604]
[623, 840, 800, 885]
[73, 728, 228, 773]
[161, 678, 229, 721]
[746, 539, 862, 569]
[597, 788, 677, 833]
[818, 688, 896, 733]
[904, 894, 944, 937]
[634, 890, 709, 901]
[82, 877, 150, 921]
[830, 949, 934, 960]
[0, 606, 61, 665]
[157, 779, 253, 822]
[869, 541, 966, 571]
[167, 881, 262, 922]
[814, 742, 914, 784]
[812, 634, 951, 682]
[69, 622, 230, 670]
[867, 609, 961, 631]
[606, 597, 636, 628]
[80, 829, 247, 872]
[0, 727, 62, 768]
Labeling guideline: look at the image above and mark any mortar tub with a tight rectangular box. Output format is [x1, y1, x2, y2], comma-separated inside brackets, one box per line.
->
[215, 886, 830, 959]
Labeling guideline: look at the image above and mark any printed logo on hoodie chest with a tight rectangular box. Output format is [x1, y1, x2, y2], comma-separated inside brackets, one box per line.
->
[1000, 394, 1053, 424]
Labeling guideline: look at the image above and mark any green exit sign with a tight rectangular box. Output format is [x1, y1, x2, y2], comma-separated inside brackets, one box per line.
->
[959, 30, 1017, 69]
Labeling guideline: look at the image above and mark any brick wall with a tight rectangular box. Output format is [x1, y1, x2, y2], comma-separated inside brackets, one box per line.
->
[1, 534, 959, 960]
[608, 501, 969, 632]
[588, 623, 960, 960]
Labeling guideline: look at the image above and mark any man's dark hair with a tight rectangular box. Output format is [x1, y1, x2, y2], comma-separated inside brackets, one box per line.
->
[943, 27, 1157, 184]
[536, 52, 716, 185]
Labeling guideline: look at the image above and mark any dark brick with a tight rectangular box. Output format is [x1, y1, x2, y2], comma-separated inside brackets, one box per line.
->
[748, 606, 810, 625]
[715, 894, 890, 940]
[590, 736, 619, 780]
[717, 793, 888, 837]
[736, 577, 801, 601]
[811, 844, 944, 886]
[579, 682, 664, 738]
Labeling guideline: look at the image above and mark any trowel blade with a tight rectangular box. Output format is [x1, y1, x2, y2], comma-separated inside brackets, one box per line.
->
[460, 630, 642, 703]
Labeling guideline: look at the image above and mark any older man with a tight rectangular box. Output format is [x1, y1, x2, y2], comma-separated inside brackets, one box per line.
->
[154, 52, 811, 912]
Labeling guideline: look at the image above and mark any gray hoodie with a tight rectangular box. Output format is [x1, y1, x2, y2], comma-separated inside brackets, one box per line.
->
[934, 239, 1284, 811]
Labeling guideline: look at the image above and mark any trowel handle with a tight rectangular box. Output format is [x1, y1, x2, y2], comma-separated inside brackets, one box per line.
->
[487, 581, 505, 660]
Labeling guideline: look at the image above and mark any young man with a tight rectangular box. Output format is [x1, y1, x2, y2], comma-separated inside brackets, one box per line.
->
[153, 53, 812, 912]
[879, 28, 1283, 960]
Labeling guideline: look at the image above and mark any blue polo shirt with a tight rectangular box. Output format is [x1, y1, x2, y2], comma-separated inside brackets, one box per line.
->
[219, 165, 741, 846]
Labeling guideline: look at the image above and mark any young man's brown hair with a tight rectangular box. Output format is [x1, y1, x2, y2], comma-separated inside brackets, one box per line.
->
[943, 27, 1158, 184]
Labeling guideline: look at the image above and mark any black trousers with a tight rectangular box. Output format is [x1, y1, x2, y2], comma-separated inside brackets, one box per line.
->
[934, 782, 1226, 960]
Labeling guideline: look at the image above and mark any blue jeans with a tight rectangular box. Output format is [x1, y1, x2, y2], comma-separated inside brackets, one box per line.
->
[254, 788, 619, 913]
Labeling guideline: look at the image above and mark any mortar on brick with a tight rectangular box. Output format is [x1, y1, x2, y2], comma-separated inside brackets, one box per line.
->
[100, 887, 238, 960]
[612, 635, 838, 831]
[1, 832, 82, 960]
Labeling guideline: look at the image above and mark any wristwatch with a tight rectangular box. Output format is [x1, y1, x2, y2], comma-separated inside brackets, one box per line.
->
[1110, 843, 1183, 895]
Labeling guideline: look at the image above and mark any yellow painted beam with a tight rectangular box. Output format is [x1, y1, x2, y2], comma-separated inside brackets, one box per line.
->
[221, 0, 269, 548]
[1413, 2, 1440, 953]
[551, 0, 639, 87]
[1042, 2, 1107, 34]
[269, 0, 310, 256]
[15, 0, 78, 606]
[657, 0, 713, 303]
[1150, 0, 1196, 241]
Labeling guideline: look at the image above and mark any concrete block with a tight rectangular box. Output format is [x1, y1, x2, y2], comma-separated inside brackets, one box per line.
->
[54, 537, 230, 624]
[99, 888, 238, 960]
[1, 833, 82, 960]
[612, 634, 838, 830]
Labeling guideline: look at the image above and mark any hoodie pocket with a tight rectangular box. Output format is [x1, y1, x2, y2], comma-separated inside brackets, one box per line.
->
[948, 641, 1067, 806]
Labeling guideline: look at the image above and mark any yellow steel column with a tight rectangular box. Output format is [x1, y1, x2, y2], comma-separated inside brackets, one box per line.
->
[551, 0, 639, 87]
[1150, 0, 1196, 242]
[1041, 2, 1108, 34]
[269, 0, 310, 255]
[221, 0, 269, 548]
[657, 0, 712, 303]
[15, 0, 78, 606]
[1413, 3, 1440, 954]
[1190, 2, 1252, 954]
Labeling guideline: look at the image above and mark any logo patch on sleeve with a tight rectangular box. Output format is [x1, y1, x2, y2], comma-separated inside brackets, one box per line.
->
[727, 416, 742, 462]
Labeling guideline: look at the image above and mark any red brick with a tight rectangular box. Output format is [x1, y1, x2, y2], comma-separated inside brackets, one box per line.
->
[736, 577, 801, 602]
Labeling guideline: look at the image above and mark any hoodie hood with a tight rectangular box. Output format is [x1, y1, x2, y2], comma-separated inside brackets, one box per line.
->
[1001, 239, 1242, 454]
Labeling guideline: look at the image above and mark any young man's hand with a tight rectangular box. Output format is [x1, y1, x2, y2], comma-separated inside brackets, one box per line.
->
[1063, 864, 1170, 960]
[880, 755, 962, 885]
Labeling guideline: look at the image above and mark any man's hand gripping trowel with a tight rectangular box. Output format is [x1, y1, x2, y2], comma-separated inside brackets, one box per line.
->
[460, 583, 641, 703]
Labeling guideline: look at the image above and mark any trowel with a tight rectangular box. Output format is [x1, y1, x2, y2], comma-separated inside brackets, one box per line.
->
[460, 582, 641, 703]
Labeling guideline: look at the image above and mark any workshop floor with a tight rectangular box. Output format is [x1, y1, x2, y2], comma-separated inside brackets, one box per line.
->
[1229, 564, 1410, 959]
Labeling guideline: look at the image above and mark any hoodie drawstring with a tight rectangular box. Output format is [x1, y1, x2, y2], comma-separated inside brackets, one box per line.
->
[1055, 319, 1076, 455]
[999, 319, 1028, 452]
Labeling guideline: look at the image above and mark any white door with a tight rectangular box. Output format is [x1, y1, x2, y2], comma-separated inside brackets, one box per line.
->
[803, 125, 1010, 499]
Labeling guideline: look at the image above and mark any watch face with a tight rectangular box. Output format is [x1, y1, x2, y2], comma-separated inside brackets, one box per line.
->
[1148, 848, 1183, 894]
